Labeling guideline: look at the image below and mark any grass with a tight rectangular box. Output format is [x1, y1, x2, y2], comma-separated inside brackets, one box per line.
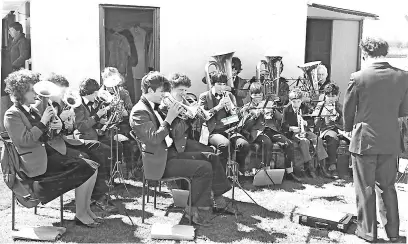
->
[0, 172, 406, 243]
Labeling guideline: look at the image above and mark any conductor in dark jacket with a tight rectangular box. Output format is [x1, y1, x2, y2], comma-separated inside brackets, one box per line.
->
[343, 37, 408, 243]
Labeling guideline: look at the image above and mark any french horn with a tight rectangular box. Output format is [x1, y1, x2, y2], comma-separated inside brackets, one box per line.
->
[204, 51, 235, 90]
[256, 55, 282, 100]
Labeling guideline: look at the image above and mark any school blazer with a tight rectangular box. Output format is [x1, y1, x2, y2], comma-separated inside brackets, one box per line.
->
[129, 96, 170, 180]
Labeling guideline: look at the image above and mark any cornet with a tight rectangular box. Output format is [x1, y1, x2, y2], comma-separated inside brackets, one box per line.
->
[295, 108, 307, 139]
[162, 93, 198, 120]
[220, 91, 237, 115]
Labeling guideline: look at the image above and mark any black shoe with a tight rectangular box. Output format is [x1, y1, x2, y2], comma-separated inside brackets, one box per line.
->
[286, 172, 302, 183]
[308, 170, 317, 179]
[74, 217, 100, 228]
[319, 166, 334, 179]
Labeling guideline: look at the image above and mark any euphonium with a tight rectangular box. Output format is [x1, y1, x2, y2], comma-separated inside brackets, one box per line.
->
[204, 51, 235, 90]
[297, 61, 321, 101]
[256, 55, 282, 98]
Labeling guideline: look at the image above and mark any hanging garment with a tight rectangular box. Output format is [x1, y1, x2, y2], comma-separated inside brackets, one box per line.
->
[119, 29, 138, 67]
[146, 31, 154, 71]
[106, 32, 131, 75]
[130, 26, 147, 79]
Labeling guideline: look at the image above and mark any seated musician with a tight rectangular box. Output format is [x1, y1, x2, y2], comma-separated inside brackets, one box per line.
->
[316, 64, 331, 92]
[130, 71, 231, 225]
[198, 72, 250, 176]
[45, 73, 117, 212]
[73, 78, 109, 141]
[315, 83, 347, 177]
[281, 89, 329, 178]
[258, 61, 290, 106]
[101, 67, 135, 178]
[238, 82, 301, 182]
[4, 70, 100, 227]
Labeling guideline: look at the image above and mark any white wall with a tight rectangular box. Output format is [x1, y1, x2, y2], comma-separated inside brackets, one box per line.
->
[331, 20, 359, 101]
[30, 0, 308, 95]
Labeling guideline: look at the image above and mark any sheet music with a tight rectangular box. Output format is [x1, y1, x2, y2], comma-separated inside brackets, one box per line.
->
[338, 130, 351, 141]
[302, 208, 349, 222]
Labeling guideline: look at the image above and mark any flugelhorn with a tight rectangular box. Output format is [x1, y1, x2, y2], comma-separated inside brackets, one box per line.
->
[256, 55, 282, 98]
[204, 51, 235, 90]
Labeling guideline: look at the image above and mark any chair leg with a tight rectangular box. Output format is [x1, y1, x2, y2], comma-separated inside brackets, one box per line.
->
[154, 185, 157, 209]
[187, 179, 192, 225]
[147, 181, 150, 203]
[12, 192, 15, 230]
[142, 177, 146, 224]
[158, 181, 162, 192]
[60, 195, 63, 226]
[34, 206, 37, 215]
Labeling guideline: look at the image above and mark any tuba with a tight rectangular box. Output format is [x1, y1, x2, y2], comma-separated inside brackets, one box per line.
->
[33, 80, 61, 139]
[204, 51, 235, 90]
[256, 55, 282, 100]
[297, 61, 321, 101]
[62, 89, 82, 109]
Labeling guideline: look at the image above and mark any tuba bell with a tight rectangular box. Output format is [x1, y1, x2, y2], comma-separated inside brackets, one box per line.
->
[204, 51, 235, 90]
[297, 61, 321, 101]
[256, 55, 282, 100]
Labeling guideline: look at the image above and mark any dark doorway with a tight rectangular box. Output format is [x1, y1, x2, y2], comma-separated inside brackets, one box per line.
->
[305, 19, 332, 79]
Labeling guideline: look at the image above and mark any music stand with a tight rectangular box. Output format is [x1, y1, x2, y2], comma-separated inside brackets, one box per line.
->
[215, 115, 259, 220]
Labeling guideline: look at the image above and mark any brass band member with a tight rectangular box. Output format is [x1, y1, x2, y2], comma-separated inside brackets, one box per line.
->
[130, 72, 228, 225]
[73, 78, 109, 140]
[316, 64, 331, 92]
[162, 72, 231, 210]
[315, 83, 345, 178]
[101, 67, 134, 178]
[199, 72, 250, 176]
[46, 73, 117, 212]
[281, 89, 328, 178]
[230, 57, 250, 107]
[239, 82, 300, 182]
[4, 70, 100, 227]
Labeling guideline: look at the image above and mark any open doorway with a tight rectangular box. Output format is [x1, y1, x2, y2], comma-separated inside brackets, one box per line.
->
[305, 19, 332, 80]
[99, 5, 160, 103]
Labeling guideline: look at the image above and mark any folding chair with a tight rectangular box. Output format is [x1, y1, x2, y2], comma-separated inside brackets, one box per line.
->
[12, 194, 63, 230]
[129, 131, 192, 224]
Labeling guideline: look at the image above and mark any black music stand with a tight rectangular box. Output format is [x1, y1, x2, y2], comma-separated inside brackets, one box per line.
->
[214, 117, 259, 220]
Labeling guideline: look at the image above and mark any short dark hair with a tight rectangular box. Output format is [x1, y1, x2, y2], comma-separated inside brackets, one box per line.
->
[232, 57, 242, 73]
[101, 67, 124, 85]
[249, 82, 263, 95]
[289, 88, 303, 100]
[360, 37, 389, 58]
[141, 71, 170, 94]
[9, 22, 23, 33]
[210, 72, 228, 85]
[324, 83, 339, 96]
[79, 78, 100, 96]
[168, 73, 191, 88]
[45, 73, 69, 87]
[5, 70, 40, 104]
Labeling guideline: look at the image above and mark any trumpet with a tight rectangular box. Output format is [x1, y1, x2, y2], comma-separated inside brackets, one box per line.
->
[295, 108, 307, 139]
[220, 91, 237, 115]
[162, 93, 198, 120]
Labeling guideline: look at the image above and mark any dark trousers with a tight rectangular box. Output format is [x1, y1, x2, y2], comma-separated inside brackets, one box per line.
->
[321, 129, 340, 168]
[264, 128, 294, 171]
[208, 131, 250, 172]
[67, 140, 111, 201]
[352, 153, 399, 241]
[253, 134, 273, 166]
[164, 149, 214, 207]
[184, 139, 231, 196]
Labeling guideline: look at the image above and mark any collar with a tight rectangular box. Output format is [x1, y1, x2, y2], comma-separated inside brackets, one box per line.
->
[12, 33, 23, 43]
[83, 96, 91, 105]
[22, 104, 31, 112]
[143, 96, 156, 109]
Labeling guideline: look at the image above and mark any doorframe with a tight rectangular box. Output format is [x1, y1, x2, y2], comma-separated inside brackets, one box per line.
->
[98, 4, 160, 77]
